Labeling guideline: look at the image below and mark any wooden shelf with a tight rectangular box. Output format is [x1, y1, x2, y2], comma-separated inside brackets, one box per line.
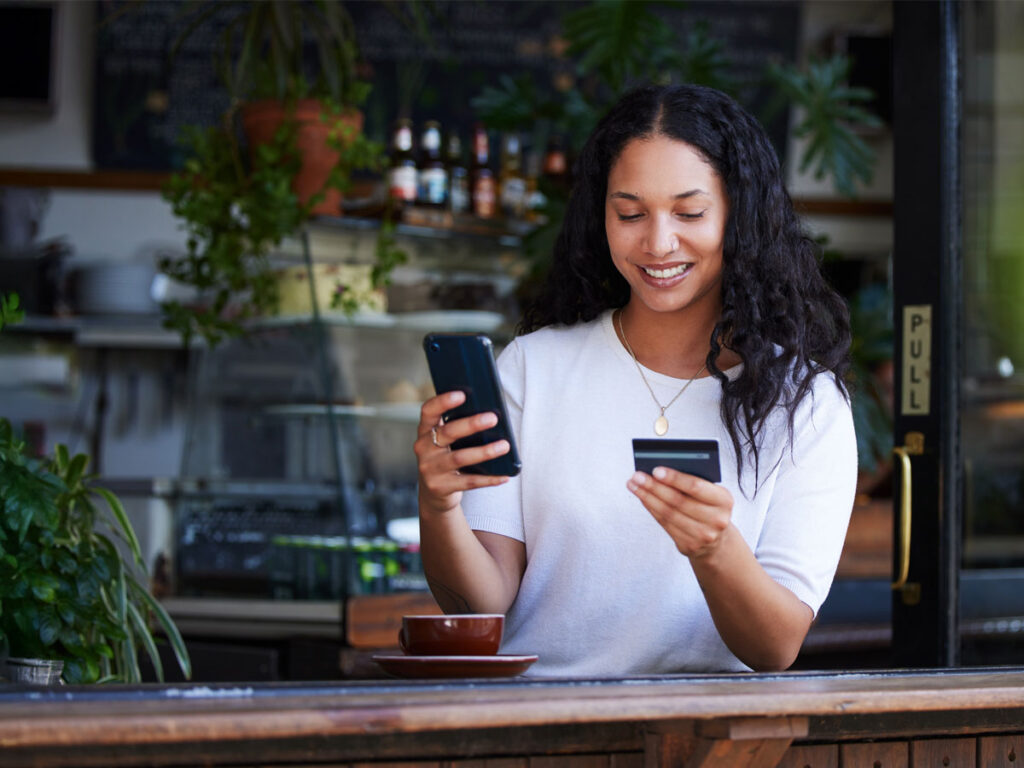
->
[0, 167, 169, 191]
[1, 167, 895, 218]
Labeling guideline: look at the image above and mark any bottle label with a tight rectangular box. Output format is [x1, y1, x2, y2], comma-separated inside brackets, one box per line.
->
[422, 127, 441, 153]
[418, 166, 448, 206]
[450, 173, 469, 213]
[544, 150, 567, 176]
[389, 165, 418, 202]
[473, 176, 497, 218]
[501, 177, 527, 216]
[394, 125, 413, 152]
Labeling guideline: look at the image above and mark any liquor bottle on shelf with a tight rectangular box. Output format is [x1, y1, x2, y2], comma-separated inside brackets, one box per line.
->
[470, 122, 497, 220]
[416, 120, 447, 208]
[387, 118, 418, 206]
[445, 129, 470, 215]
[499, 132, 527, 220]
[543, 133, 569, 193]
[524, 149, 546, 220]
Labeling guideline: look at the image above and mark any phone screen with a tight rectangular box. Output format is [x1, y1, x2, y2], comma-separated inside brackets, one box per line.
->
[423, 333, 522, 476]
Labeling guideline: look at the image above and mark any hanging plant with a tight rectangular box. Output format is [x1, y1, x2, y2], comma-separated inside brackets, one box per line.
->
[155, 0, 405, 347]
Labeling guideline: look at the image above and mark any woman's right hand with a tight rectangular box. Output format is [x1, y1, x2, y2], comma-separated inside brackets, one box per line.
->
[415, 390, 512, 515]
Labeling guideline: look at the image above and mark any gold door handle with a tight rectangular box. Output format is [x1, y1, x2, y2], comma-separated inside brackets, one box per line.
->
[892, 432, 924, 591]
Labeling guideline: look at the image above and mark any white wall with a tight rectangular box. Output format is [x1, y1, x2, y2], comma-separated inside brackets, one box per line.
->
[0, 0, 187, 262]
[36, 189, 184, 263]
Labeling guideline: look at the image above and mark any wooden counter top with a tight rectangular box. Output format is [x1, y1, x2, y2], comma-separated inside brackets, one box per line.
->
[3, 668, 1024, 767]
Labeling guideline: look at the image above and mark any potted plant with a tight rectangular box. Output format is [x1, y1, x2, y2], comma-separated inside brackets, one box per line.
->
[158, 0, 402, 347]
[0, 292, 191, 684]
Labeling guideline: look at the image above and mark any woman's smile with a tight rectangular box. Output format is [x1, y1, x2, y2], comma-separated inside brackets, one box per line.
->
[637, 261, 694, 282]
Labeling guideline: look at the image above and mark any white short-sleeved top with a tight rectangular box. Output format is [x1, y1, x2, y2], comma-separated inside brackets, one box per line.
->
[462, 310, 857, 677]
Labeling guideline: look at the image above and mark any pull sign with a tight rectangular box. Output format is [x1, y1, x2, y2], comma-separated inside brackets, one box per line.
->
[902, 305, 932, 415]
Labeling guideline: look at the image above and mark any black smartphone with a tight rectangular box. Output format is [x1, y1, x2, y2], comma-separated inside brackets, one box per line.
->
[632, 439, 721, 483]
[423, 333, 522, 477]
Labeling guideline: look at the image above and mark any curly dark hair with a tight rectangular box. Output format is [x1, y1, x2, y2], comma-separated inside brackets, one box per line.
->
[518, 84, 851, 486]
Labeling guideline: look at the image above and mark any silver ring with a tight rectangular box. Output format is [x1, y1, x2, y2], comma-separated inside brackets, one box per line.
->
[431, 426, 443, 448]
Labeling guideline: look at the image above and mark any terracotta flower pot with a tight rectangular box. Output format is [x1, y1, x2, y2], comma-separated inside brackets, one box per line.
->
[241, 99, 364, 217]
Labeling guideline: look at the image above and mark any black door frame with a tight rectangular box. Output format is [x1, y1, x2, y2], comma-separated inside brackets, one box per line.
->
[890, 0, 962, 668]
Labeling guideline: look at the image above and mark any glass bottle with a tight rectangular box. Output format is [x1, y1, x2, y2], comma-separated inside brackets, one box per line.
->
[499, 132, 527, 219]
[416, 120, 447, 208]
[445, 129, 470, 215]
[542, 133, 569, 193]
[524, 149, 546, 221]
[387, 118, 418, 206]
[470, 123, 497, 219]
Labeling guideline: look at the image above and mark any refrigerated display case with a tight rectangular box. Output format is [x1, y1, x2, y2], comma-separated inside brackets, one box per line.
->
[167, 217, 525, 618]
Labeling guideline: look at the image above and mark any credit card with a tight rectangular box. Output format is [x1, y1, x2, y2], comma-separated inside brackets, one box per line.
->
[632, 438, 721, 482]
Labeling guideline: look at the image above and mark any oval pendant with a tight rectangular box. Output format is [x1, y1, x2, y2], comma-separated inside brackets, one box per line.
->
[654, 415, 669, 436]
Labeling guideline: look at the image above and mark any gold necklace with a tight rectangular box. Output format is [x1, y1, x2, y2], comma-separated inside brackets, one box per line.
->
[616, 310, 707, 436]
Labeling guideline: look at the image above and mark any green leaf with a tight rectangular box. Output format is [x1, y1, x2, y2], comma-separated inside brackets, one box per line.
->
[471, 75, 543, 132]
[38, 609, 61, 646]
[30, 573, 61, 603]
[59, 626, 86, 654]
[563, 0, 672, 93]
[92, 551, 113, 584]
[130, 579, 191, 680]
[0, 461, 62, 543]
[85, 657, 101, 684]
[53, 444, 70, 474]
[678, 21, 736, 94]
[123, 637, 141, 684]
[116, 568, 128, 629]
[62, 658, 88, 684]
[76, 564, 101, 603]
[0, 292, 24, 330]
[56, 600, 76, 625]
[55, 550, 77, 576]
[61, 452, 89, 491]
[93, 487, 144, 567]
[128, 601, 163, 682]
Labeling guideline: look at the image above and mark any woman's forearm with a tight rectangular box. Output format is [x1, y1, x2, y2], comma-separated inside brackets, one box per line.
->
[419, 502, 524, 615]
[690, 524, 813, 671]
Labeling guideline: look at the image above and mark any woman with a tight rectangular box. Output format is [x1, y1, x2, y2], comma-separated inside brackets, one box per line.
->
[414, 84, 856, 676]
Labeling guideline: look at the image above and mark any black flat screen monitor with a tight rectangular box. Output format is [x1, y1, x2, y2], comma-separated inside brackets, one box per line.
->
[0, 3, 57, 113]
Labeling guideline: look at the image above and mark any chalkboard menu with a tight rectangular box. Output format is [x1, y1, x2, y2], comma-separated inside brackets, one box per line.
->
[92, 0, 799, 172]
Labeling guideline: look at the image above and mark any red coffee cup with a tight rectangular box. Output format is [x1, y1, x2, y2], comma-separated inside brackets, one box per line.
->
[397, 614, 504, 656]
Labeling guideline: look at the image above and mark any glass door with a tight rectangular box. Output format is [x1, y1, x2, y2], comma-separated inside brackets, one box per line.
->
[890, 0, 1024, 667]
[958, 0, 1024, 666]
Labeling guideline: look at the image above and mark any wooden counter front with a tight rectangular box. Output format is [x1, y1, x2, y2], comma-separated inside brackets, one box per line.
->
[2, 668, 1024, 767]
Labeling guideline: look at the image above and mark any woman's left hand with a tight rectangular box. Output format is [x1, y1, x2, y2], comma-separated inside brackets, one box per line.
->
[627, 467, 735, 559]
